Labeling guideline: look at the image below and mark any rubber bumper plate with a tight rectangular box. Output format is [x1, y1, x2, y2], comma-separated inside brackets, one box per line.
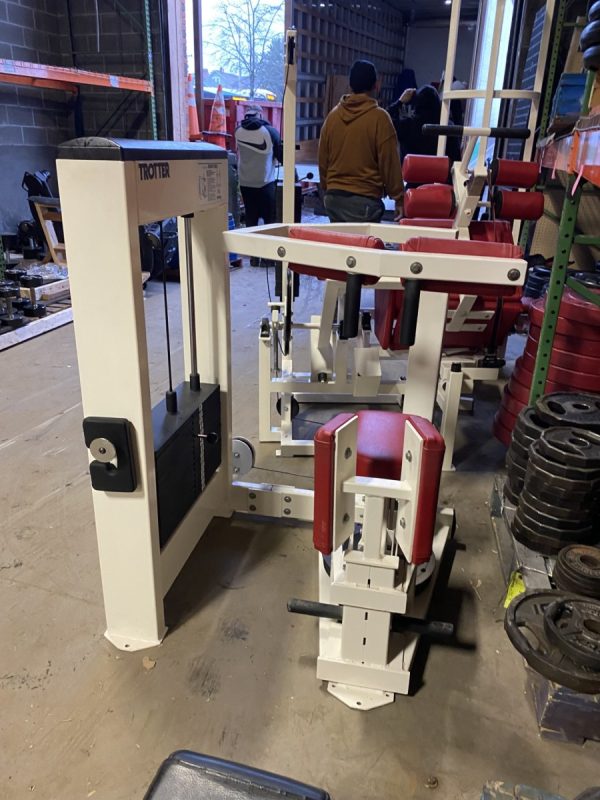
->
[523, 335, 600, 374]
[505, 590, 600, 692]
[554, 544, 600, 599]
[529, 323, 600, 356]
[518, 351, 600, 392]
[536, 391, 600, 432]
[543, 596, 600, 671]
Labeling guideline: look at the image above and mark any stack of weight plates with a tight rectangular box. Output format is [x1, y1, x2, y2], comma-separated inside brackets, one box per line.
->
[582, 2, 600, 71]
[505, 590, 600, 693]
[554, 544, 600, 598]
[522, 263, 551, 299]
[508, 394, 600, 555]
[494, 288, 600, 445]
[503, 406, 549, 505]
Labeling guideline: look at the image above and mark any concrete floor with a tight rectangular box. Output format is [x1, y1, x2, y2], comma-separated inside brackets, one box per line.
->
[1, 261, 599, 800]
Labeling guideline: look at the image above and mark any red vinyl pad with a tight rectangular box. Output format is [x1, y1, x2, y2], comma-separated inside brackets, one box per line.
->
[404, 184, 455, 219]
[403, 154, 450, 184]
[493, 189, 544, 221]
[490, 159, 539, 189]
[288, 227, 383, 283]
[313, 411, 444, 564]
[469, 220, 514, 243]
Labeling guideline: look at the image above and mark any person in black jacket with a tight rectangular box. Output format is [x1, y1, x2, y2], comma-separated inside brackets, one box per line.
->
[388, 84, 461, 165]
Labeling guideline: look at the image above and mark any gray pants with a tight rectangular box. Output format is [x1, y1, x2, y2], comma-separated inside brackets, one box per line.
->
[323, 192, 385, 223]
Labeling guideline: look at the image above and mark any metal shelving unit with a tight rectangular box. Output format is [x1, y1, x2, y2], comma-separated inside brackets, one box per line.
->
[0, 58, 153, 95]
[530, 69, 600, 403]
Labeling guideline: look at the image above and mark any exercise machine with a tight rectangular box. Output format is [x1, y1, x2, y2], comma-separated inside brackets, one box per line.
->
[58, 137, 525, 708]
[265, 4, 553, 466]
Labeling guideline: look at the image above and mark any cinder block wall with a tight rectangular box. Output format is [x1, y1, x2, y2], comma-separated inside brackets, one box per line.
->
[0, 0, 73, 229]
[0, 0, 167, 232]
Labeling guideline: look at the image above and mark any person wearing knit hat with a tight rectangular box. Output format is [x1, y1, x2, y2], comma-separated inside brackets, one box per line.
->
[235, 103, 284, 265]
[318, 59, 403, 222]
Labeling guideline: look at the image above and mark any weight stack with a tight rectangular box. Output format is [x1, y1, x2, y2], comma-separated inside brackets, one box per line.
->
[493, 287, 600, 445]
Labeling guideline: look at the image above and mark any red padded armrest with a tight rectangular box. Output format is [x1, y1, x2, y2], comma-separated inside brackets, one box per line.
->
[313, 413, 356, 556]
[288, 228, 383, 283]
[401, 236, 523, 259]
[313, 411, 445, 565]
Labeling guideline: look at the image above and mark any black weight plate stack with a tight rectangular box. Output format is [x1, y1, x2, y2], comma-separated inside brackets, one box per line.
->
[554, 544, 600, 598]
[511, 435, 600, 555]
[505, 590, 600, 693]
[504, 407, 550, 504]
[543, 596, 600, 671]
[523, 265, 551, 299]
[570, 271, 600, 290]
[591, 0, 600, 23]
[536, 392, 600, 432]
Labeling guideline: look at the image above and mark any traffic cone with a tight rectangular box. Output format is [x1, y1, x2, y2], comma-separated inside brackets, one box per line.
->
[207, 84, 228, 149]
[187, 73, 200, 140]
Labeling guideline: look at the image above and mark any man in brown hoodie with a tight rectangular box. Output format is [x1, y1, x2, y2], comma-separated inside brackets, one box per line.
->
[318, 60, 403, 223]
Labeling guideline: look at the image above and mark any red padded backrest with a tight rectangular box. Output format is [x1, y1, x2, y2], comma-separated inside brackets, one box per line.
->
[403, 155, 451, 184]
[469, 220, 514, 244]
[401, 236, 523, 260]
[288, 227, 383, 283]
[313, 411, 445, 565]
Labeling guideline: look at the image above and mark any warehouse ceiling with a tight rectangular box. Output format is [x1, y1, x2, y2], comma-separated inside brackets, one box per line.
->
[388, 0, 480, 21]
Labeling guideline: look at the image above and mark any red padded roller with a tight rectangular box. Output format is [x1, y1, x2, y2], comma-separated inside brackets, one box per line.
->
[490, 159, 539, 188]
[402, 154, 450, 184]
[493, 189, 544, 220]
[287, 227, 382, 283]
[404, 184, 454, 219]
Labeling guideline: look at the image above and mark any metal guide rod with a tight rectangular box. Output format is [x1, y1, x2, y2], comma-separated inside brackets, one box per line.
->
[183, 213, 200, 391]
[160, 220, 177, 413]
[437, 0, 462, 155]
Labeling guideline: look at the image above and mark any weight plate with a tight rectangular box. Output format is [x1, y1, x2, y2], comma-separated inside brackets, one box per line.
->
[529, 324, 600, 357]
[521, 486, 592, 520]
[503, 478, 520, 506]
[514, 406, 548, 440]
[507, 436, 530, 464]
[570, 271, 600, 290]
[538, 427, 600, 469]
[513, 361, 574, 396]
[512, 423, 536, 449]
[591, 0, 600, 22]
[516, 505, 595, 542]
[536, 391, 600, 432]
[524, 457, 600, 493]
[523, 474, 598, 506]
[506, 450, 527, 479]
[493, 412, 513, 447]
[523, 336, 600, 374]
[517, 353, 600, 392]
[509, 369, 566, 404]
[501, 386, 527, 419]
[581, 20, 600, 50]
[554, 545, 600, 598]
[543, 597, 600, 671]
[512, 513, 595, 556]
[505, 590, 600, 693]
[584, 43, 600, 71]
[529, 439, 600, 481]
[518, 494, 594, 531]
[0, 314, 26, 329]
[530, 301, 600, 340]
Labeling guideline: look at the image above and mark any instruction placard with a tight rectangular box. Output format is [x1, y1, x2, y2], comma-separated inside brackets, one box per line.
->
[199, 163, 223, 204]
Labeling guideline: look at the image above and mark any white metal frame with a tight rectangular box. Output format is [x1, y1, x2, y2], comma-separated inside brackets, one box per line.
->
[58, 151, 234, 651]
[226, 222, 525, 467]
[310, 414, 454, 709]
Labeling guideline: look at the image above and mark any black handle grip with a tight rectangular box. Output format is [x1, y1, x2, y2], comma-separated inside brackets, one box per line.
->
[399, 280, 421, 347]
[422, 124, 530, 139]
[340, 273, 363, 340]
[288, 598, 454, 638]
